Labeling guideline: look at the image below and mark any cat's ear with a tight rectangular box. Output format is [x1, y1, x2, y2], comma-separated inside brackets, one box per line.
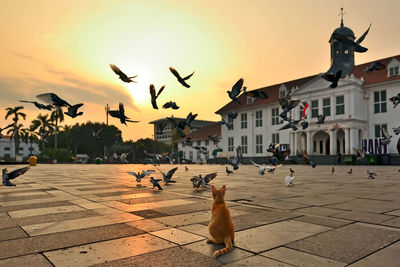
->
[211, 185, 216, 193]
[221, 185, 226, 194]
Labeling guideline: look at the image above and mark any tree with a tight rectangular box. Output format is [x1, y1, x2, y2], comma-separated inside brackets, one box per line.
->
[22, 128, 39, 156]
[50, 107, 64, 150]
[5, 106, 26, 157]
[30, 114, 54, 150]
[6, 123, 24, 156]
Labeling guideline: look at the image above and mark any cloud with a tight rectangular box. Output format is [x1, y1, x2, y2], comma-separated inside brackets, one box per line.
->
[42, 34, 69, 48]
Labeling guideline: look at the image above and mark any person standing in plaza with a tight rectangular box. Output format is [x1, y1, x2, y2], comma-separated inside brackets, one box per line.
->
[337, 152, 342, 165]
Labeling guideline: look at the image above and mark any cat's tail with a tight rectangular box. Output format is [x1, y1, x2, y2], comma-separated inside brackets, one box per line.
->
[213, 236, 233, 258]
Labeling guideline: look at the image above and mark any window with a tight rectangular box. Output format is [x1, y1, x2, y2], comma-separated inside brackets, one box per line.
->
[241, 136, 248, 154]
[196, 150, 201, 160]
[255, 135, 263, 153]
[182, 151, 186, 159]
[255, 110, 263, 127]
[389, 66, 399, 77]
[272, 107, 279, 125]
[375, 123, 387, 138]
[272, 133, 279, 144]
[247, 97, 255, 104]
[279, 90, 286, 98]
[374, 90, 387, 114]
[205, 140, 209, 146]
[196, 140, 201, 146]
[189, 151, 193, 160]
[182, 142, 186, 147]
[4, 147, 10, 151]
[311, 100, 319, 118]
[336, 95, 345, 115]
[228, 137, 234, 152]
[228, 116, 234, 130]
[241, 113, 247, 129]
[322, 98, 331, 116]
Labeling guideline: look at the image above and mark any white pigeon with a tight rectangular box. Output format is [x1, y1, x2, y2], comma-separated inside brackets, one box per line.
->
[285, 175, 295, 186]
[250, 160, 281, 175]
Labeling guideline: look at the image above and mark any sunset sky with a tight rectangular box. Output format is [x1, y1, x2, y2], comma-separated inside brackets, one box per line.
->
[1, 0, 400, 141]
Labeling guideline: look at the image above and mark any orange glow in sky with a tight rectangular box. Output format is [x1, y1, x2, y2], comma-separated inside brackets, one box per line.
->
[1, 0, 400, 141]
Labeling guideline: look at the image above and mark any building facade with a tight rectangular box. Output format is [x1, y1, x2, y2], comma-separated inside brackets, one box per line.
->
[0, 136, 40, 160]
[149, 117, 217, 144]
[215, 20, 400, 159]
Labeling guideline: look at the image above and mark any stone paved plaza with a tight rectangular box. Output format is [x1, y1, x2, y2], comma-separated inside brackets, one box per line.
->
[1, 163, 400, 266]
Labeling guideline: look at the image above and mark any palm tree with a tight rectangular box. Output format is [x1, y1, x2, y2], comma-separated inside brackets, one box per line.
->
[6, 123, 24, 157]
[31, 114, 54, 150]
[50, 107, 64, 150]
[5, 106, 26, 157]
[22, 128, 39, 156]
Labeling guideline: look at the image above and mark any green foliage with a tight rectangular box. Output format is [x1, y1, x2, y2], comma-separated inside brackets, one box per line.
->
[38, 148, 73, 163]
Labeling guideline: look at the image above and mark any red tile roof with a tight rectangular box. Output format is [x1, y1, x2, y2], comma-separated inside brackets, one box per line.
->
[215, 54, 400, 114]
[177, 123, 221, 142]
[215, 75, 316, 114]
[352, 54, 400, 86]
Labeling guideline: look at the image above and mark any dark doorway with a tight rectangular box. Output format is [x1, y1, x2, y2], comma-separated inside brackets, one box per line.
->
[326, 137, 330, 155]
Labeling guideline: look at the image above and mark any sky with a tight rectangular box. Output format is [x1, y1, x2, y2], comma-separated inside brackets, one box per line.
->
[1, 0, 400, 141]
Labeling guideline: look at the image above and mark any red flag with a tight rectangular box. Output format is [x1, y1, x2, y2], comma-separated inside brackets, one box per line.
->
[302, 103, 309, 118]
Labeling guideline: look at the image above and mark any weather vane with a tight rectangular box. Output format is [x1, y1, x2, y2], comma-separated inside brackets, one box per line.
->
[339, 7, 346, 27]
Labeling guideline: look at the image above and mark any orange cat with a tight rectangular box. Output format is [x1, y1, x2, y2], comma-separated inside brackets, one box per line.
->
[208, 185, 235, 258]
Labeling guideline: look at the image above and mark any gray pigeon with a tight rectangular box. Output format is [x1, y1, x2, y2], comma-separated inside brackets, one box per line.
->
[64, 103, 84, 118]
[36, 93, 71, 107]
[19, 100, 53, 111]
[317, 114, 326, 124]
[322, 70, 342, 88]
[108, 103, 139, 125]
[227, 78, 244, 105]
[156, 167, 178, 184]
[162, 101, 179, 109]
[365, 61, 385, 73]
[389, 93, 400, 108]
[150, 84, 165, 109]
[367, 170, 376, 179]
[110, 64, 137, 83]
[169, 67, 194, 88]
[150, 177, 163, 190]
[2, 167, 29, 186]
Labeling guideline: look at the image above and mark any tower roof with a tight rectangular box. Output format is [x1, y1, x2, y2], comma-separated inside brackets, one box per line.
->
[329, 7, 355, 42]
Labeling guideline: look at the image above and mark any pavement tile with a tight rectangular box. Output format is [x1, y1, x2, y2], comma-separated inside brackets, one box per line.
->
[102, 198, 195, 212]
[224, 255, 292, 266]
[151, 227, 205, 245]
[126, 219, 169, 232]
[7, 205, 85, 218]
[1, 201, 74, 212]
[234, 220, 330, 253]
[22, 212, 143, 236]
[151, 199, 212, 215]
[286, 222, 400, 263]
[0, 223, 144, 259]
[261, 200, 312, 210]
[44, 233, 175, 267]
[284, 195, 354, 206]
[380, 216, 400, 228]
[261, 247, 346, 266]
[130, 209, 167, 219]
[294, 206, 345, 216]
[326, 199, 400, 213]
[348, 241, 400, 267]
[90, 246, 222, 267]
[0, 227, 27, 241]
[0, 195, 78, 207]
[385, 209, 400, 216]
[179, 223, 210, 237]
[331, 210, 396, 224]
[294, 215, 353, 228]
[0, 253, 52, 267]
[184, 240, 254, 264]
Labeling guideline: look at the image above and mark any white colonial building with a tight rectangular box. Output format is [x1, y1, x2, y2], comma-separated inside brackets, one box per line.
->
[215, 20, 400, 161]
[0, 136, 40, 160]
[177, 123, 221, 163]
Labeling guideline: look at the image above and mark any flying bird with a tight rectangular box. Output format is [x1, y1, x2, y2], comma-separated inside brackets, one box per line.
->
[108, 103, 139, 125]
[0, 124, 14, 139]
[367, 170, 377, 179]
[365, 61, 385, 73]
[193, 146, 208, 155]
[246, 90, 268, 100]
[109, 64, 137, 83]
[64, 103, 84, 118]
[150, 84, 165, 109]
[169, 67, 194, 88]
[299, 151, 316, 168]
[128, 170, 154, 186]
[19, 100, 53, 111]
[156, 167, 178, 184]
[331, 23, 371, 53]
[184, 137, 193, 146]
[381, 127, 392, 145]
[227, 78, 244, 105]
[2, 166, 29, 186]
[389, 93, 400, 108]
[301, 121, 309, 130]
[162, 101, 179, 109]
[226, 167, 233, 175]
[317, 114, 326, 124]
[208, 133, 221, 144]
[150, 177, 163, 190]
[228, 110, 238, 120]
[36, 93, 71, 107]
[185, 112, 198, 129]
[220, 118, 233, 130]
[322, 70, 342, 88]
[91, 128, 103, 140]
[156, 122, 167, 135]
[250, 160, 279, 175]
[290, 168, 295, 175]
[393, 127, 400, 136]
[353, 148, 365, 161]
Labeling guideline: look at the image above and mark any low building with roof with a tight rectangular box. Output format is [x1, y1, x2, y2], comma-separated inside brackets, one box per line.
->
[177, 123, 221, 163]
[0, 136, 40, 160]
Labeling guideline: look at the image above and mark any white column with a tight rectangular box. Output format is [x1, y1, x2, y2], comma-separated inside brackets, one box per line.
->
[295, 132, 300, 155]
[307, 131, 312, 155]
[345, 128, 350, 154]
[292, 132, 297, 155]
[329, 130, 337, 155]
[350, 128, 355, 152]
